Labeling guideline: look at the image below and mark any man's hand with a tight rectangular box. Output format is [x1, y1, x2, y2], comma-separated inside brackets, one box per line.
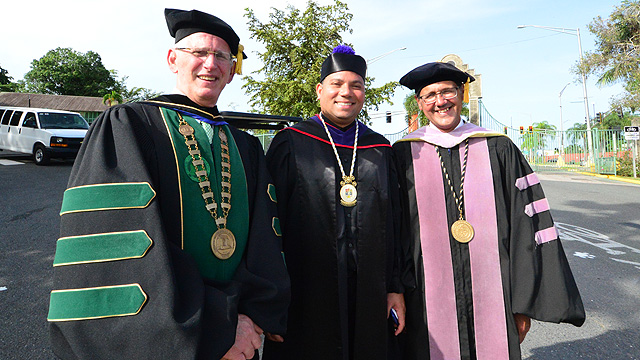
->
[221, 314, 263, 360]
[514, 313, 531, 344]
[265, 333, 284, 342]
[387, 292, 406, 336]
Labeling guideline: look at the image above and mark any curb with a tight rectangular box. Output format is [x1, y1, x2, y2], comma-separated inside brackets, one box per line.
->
[577, 172, 640, 185]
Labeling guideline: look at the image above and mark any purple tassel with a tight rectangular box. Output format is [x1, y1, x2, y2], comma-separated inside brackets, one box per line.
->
[332, 45, 356, 55]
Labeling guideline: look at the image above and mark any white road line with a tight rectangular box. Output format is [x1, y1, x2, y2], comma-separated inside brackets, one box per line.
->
[557, 222, 640, 256]
[0, 159, 24, 166]
[0, 286, 7, 291]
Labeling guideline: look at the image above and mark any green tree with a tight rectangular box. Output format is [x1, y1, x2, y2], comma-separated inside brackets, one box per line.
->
[0, 65, 18, 92]
[566, 122, 588, 149]
[115, 75, 162, 103]
[576, 0, 640, 113]
[243, 0, 397, 123]
[596, 110, 631, 129]
[23, 47, 120, 96]
[102, 90, 123, 106]
[403, 93, 427, 127]
[520, 120, 557, 153]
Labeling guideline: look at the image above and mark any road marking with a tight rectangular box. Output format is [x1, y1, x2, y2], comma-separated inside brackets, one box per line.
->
[0, 286, 7, 291]
[0, 159, 24, 166]
[558, 222, 640, 272]
[574, 252, 596, 259]
[610, 258, 640, 270]
[557, 222, 640, 256]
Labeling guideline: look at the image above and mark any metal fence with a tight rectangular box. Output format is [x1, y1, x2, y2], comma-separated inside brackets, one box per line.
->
[253, 102, 635, 176]
[478, 100, 637, 175]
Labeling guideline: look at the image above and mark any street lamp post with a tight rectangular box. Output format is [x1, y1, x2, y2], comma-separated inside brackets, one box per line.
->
[366, 47, 407, 64]
[517, 25, 594, 166]
[558, 82, 570, 165]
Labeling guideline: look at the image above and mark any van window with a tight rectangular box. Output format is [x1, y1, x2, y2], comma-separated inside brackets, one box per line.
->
[9, 111, 23, 126]
[38, 112, 89, 130]
[0, 110, 5, 122]
[1, 110, 12, 125]
[23, 112, 38, 128]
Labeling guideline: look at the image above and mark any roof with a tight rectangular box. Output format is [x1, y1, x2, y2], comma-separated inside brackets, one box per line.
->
[0, 92, 108, 112]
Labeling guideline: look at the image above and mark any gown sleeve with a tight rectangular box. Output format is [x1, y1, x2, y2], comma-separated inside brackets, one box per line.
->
[496, 138, 585, 326]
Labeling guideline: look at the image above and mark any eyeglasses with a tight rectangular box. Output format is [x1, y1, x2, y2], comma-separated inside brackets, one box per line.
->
[175, 47, 234, 64]
[417, 87, 459, 105]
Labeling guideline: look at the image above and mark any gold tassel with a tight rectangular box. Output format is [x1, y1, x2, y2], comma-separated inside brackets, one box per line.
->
[235, 44, 244, 75]
[463, 77, 470, 103]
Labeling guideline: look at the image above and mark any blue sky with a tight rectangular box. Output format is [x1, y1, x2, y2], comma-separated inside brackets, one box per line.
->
[1, 0, 624, 135]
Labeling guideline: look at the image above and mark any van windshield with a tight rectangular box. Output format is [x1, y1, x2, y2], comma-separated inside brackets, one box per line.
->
[38, 112, 89, 130]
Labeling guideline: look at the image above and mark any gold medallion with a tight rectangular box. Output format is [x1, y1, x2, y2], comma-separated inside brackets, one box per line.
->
[339, 183, 357, 207]
[179, 124, 194, 136]
[451, 219, 474, 243]
[211, 228, 236, 260]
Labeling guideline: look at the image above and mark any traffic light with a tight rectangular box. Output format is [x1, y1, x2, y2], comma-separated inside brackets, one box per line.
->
[386, 111, 391, 123]
[528, 125, 533, 132]
[504, 126, 508, 134]
[595, 112, 603, 123]
[519, 126, 524, 134]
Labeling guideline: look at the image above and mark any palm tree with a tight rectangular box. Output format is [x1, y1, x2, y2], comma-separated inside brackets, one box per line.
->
[102, 90, 123, 107]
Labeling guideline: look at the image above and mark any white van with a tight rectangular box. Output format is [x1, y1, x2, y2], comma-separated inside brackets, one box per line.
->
[0, 106, 89, 165]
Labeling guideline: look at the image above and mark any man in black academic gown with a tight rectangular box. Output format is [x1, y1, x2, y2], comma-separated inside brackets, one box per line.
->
[394, 62, 585, 360]
[47, 9, 289, 360]
[263, 45, 408, 360]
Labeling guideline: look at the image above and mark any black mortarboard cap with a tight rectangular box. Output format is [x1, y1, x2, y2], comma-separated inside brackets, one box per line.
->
[399, 62, 475, 94]
[164, 8, 247, 60]
[320, 45, 367, 82]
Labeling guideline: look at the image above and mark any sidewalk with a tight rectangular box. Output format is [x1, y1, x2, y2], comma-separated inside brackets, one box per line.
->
[578, 172, 640, 185]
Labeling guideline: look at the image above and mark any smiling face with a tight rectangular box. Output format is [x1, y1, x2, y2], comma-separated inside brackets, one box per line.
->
[417, 80, 464, 133]
[316, 71, 365, 127]
[167, 32, 236, 107]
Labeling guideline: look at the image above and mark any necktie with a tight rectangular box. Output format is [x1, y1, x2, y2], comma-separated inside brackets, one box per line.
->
[200, 121, 214, 144]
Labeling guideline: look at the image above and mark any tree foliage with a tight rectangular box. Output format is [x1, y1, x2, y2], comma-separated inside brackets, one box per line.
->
[403, 93, 427, 127]
[577, 0, 640, 112]
[243, 0, 397, 123]
[521, 120, 557, 150]
[115, 75, 162, 103]
[0, 65, 18, 92]
[22, 47, 120, 96]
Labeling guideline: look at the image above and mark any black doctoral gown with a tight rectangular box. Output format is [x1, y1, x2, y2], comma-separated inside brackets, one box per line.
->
[393, 123, 585, 360]
[263, 116, 407, 360]
[48, 95, 290, 359]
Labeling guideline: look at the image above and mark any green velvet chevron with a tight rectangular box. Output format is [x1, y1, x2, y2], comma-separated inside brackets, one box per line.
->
[53, 230, 153, 266]
[60, 183, 155, 215]
[47, 284, 147, 321]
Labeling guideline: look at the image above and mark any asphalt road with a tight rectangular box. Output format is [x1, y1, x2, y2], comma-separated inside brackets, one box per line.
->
[1, 152, 639, 359]
[0, 153, 72, 359]
[521, 172, 640, 360]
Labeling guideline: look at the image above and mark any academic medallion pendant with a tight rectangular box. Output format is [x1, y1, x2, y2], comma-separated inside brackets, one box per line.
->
[451, 219, 474, 243]
[339, 177, 357, 207]
[211, 228, 236, 260]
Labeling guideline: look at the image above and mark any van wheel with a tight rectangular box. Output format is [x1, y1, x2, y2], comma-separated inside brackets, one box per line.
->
[33, 144, 50, 165]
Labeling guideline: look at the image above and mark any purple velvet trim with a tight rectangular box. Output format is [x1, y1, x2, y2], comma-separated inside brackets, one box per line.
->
[515, 173, 540, 191]
[524, 198, 551, 217]
[411, 141, 461, 360]
[535, 226, 559, 245]
[463, 138, 509, 359]
[400, 123, 502, 148]
[311, 115, 368, 147]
